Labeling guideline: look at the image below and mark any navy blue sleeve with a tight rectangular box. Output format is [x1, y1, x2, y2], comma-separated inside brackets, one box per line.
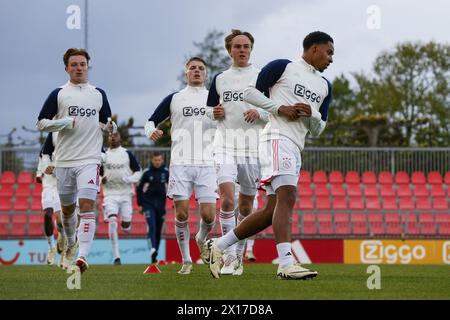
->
[149, 93, 176, 126]
[38, 88, 62, 120]
[136, 170, 148, 206]
[255, 59, 291, 97]
[207, 73, 221, 107]
[96, 88, 112, 124]
[126, 151, 141, 172]
[319, 78, 332, 121]
[41, 133, 55, 157]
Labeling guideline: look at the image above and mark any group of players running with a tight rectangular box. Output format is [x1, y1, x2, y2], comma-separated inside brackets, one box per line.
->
[36, 29, 334, 280]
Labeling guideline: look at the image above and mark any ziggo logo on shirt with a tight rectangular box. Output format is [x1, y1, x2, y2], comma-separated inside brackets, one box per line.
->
[294, 84, 321, 103]
[68, 106, 97, 117]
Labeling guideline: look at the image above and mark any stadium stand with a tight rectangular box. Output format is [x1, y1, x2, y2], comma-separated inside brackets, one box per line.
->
[0, 170, 448, 240]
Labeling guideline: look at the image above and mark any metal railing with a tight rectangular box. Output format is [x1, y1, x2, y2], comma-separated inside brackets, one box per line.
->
[0, 146, 449, 174]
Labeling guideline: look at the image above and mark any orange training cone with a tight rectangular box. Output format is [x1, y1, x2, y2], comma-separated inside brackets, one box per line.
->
[143, 264, 161, 274]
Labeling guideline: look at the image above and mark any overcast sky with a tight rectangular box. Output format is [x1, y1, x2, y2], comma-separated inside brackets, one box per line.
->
[0, 0, 448, 145]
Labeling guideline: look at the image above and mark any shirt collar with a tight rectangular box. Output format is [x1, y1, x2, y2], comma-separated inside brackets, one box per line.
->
[298, 57, 317, 73]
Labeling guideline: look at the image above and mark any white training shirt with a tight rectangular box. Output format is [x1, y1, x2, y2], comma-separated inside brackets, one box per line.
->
[207, 65, 269, 158]
[243, 58, 332, 152]
[102, 146, 142, 196]
[36, 81, 112, 167]
[145, 85, 216, 166]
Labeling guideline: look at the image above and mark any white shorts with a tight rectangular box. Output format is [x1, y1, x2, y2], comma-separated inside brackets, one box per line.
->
[103, 194, 133, 222]
[167, 165, 217, 201]
[56, 163, 101, 196]
[41, 186, 61, 212]
[214, 152, 260, 196]
[259, 137, 301, 190]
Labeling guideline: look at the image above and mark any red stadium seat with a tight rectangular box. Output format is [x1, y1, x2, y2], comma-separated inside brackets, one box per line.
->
[385, 213, 400, 223]
[15, 185, 31, 197]
[13, 197, 29, 212]
[0, 224, 8, 236]
[435, 213, 450, 224]
[347, 184, 362, 197]
[365, 196, 381, 210]
[427, 171, 442, 185]
[17, 172, 32, 184]
[298, 197, 314, 210]
[0, 171, 15, 185]
[330, 184, 346, 197]
[382, 197, 397, 210]
[385, 222, 402, 235]
[378, 171, 393, 185]
[420, 223, 437, 236]
[411, 172, 426, 185]
[316, 197, 331, 210]
[27, 223, 43, 236]
[363, 185, 379, 197]
[335, 223, 351, 235]
[350, 213, 366, 223]
[438, 224, 450, 236]
[299, 170, 311, 184]
[317, 213, 332, 223]
[416, 197, 432, 210]
[298, 183, 313, 197]
[430, 185, 446, 197]
[395, 171, 409, 185]
[362, 171, 377, 185]
[418, 213, 434, 224]
[401, 212, 418, 224]
[313, 171, 327, 184]
[349, 197, 364, 210]
[28, 214, 41, 224]
[413, 185, 429, 198]
[165, 199, 174, 210]
[10, 223, 26, 236]
[302, 222, 317, 236]
[352, 223, 368, 235]
[314, 184, 329, 197]
[31, 196, 42, 211]
[0, 214, 10, 224]
[369, 223, 385, 235]
[302, 213, 315, 224]
[405, 223, 420, 235]
[433, 197, 449, 210]
[31, 183, 43, 197]
[335, 213, 350, 223]
[397, 185, 413, 198]
[345, 171, 360, 185]
[380, 184, 395, 197]
[0, 198, 13, 212]
[133, 214, 146, 224]
[329, 171, 344, 184]
[445, 172, 450, 185]
[332, 197, 347, 210]
[399, 198, 415, 210]
[367, 213, 383, 223]
[318, 222, 333, 235]
[0, 185, 14, 197]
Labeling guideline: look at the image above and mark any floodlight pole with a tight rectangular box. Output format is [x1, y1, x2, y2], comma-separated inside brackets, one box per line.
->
[84, 0, 89, 51]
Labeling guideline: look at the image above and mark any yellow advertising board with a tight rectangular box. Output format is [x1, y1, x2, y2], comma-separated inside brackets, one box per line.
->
[344, 240, 450, 265]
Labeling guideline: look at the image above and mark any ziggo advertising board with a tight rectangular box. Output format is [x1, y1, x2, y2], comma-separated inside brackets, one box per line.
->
[344, 240, 450, 265]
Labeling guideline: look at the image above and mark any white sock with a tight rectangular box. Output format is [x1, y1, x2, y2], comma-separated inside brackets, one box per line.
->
[108, 216, 120, 259]
[195, 219, 215, 243]
[77, 212, 96, 259]
[277, 242, 295, 269]
[235, 213, 246, 259]
[47, 235, 55, 249]
[217, 230, 239, 251]
[220, 210, 237, 255]
[175, 219, 191, 263]
[246, 239, 255, 252]
[62, 211, 78, 247]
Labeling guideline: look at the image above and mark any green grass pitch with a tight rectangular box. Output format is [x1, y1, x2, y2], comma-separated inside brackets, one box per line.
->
[1, 264, 449, 300]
